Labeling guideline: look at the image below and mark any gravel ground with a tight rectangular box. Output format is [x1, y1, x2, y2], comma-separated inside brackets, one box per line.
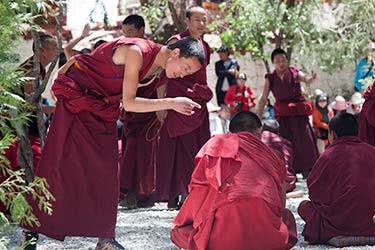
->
[1, 177, 374, 250]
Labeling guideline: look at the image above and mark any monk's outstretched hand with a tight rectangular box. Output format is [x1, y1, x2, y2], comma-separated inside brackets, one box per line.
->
[170, 97, 201, 116]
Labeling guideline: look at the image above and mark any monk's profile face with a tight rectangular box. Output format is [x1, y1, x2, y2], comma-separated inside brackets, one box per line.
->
[165, 49, 202, 78]
[272, 54, 288, 72]
[186, 8, 208, 37]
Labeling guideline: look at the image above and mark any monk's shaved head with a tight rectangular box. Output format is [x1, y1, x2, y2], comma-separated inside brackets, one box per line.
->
[329, 113, 358, 137]
[229, 111, 262, 134]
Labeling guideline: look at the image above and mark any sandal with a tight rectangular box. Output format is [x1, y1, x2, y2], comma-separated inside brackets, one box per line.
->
[21, 231, 39, 250]
[95, 239, 125, 250]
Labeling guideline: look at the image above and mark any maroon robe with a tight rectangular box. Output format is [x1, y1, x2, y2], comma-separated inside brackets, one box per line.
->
[298, 136, 375, 244]
[359, 80, 375, 146]
[155, 31, 213, 201]
[262, 131, 296, 192]
[266, 67, 318, 173]
[170, 133, 297, 250]
[22, 38, 163, 240]
[120, 72, 165, 197]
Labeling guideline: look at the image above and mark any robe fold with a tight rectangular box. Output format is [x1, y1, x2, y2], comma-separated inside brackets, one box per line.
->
[156, 31, 212, 201]
[262, 131, 296, 192]
[120, 71, 166, 197]
[298, 136, 375, 244]
[266, 67, 318, 173]
[171, 132, 297, 250]
[22, 38, 163, 240]
[359, 80, 375, 146]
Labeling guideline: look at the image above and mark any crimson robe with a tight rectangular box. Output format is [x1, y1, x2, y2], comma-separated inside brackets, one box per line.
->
[170, 132, 297, 250]
[120, 71, 165, 198]
[298, 136, 375, 244]
[155, 31, 213, 201]
[359, 80, 375, 146]
[266, 67, 318, 173]
[262, 131, 296, 192]
[22, 38, 164, 240]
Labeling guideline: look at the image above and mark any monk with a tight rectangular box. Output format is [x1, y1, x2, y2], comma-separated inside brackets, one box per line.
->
[21, 37, 205, 250]
[170, 111, 297, 250]
[257, 48, 318, 177]
[156, 5, 213, 208]
[262, 120, 296, 192]
[119, 14, 157, 208]
[299, 113, 375, 247]
[359, 79, 375, 146]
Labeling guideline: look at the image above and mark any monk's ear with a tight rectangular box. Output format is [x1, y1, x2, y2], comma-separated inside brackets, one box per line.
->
[255, 127, 262, 139]
[328, 129, 336, 144]
[171, 48, 180, 58]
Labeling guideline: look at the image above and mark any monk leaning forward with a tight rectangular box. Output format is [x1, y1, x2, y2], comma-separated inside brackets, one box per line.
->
[21, 37, 205, 250]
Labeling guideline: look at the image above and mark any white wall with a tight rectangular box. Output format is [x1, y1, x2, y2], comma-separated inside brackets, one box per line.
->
[206, 51, 356, 107]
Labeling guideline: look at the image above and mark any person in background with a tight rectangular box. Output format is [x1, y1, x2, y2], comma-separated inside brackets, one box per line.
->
[347, 92, 365, 116]
[156, 5, 213, 209]
[208, 103, 230, 135]
[122, 14, 145, 39]
[313, 93, 334, 153]
[119, 14, 156, 209]
[329, 95, 347, 116]
[257, 48, 318, 178]
[224, 72, 256, 117]
[214, 45, 240, 106]
[263, 98, 275, 120]
[354, 43, 375, 93]
[359, 79, 375, 146]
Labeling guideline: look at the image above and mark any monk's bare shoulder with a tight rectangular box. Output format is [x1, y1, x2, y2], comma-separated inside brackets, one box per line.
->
[112, 45, 142, 65]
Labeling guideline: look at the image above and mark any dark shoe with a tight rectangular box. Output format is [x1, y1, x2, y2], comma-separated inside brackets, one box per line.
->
[21, 231, 39, 250]
[302, 169, 311, 179]
[119, 191, 137, 209]
[167, 197, 179, 210]
[95, 239, 125, 250]
[137, 194, 155, 208]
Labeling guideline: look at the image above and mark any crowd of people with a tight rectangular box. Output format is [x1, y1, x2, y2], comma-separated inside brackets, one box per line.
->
[1, 4, 375, 250]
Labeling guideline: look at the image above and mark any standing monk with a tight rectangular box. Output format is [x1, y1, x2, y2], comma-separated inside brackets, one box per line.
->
[359, 79, 375, 146]
[170, 111, 297, 250]
[119, 14, 158, 208]
[299, 113, 375, 247]
[156, 5, 213, 208]
[257, 48, 318, 177]
[21, 37, 205, 250]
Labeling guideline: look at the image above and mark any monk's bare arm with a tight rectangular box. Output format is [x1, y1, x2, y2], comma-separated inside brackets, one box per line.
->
[64, 24, 91, 60]
[122, 46, 200, 115]
[256, 78, 271, 118]
[156, 85, 168, 122]
[298, 71, 317, 85]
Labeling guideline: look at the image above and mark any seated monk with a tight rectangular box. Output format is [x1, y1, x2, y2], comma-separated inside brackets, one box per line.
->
[298, 113, 375, 247]
[262, 120, 296, 193]
[170, 111, 297, 250]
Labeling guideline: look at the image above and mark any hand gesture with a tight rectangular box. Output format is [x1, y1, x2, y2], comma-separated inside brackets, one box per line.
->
[80, 24, 91, 39]
[170, 97, 201, 116]
[228, 69, 236, 75]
